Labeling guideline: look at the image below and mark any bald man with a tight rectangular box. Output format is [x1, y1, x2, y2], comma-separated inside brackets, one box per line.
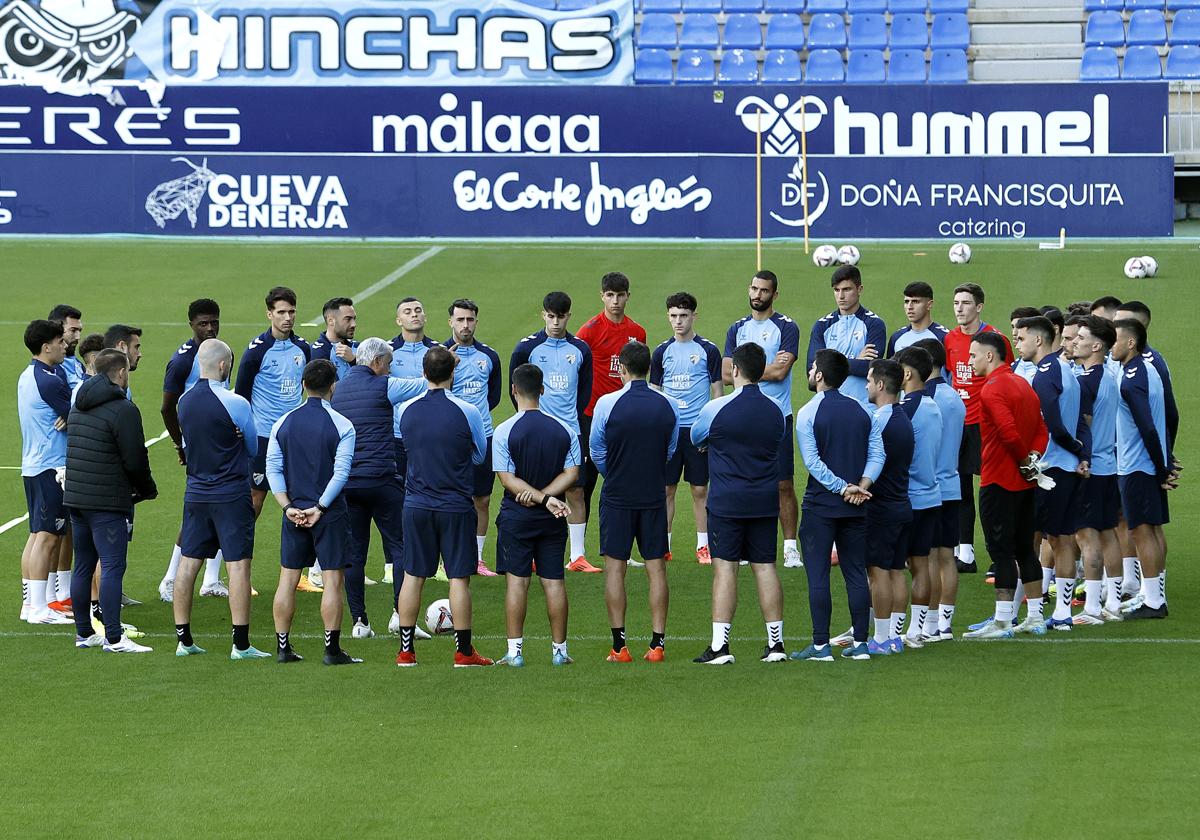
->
[173, 340, 270, 659]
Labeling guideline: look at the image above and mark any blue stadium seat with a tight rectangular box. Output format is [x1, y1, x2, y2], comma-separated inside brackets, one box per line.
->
[723, 0, 764, 11]
[1085, 11, 1126, 45]
[806, 47, 846, 81]
[808, 12, 849, 47]
[1166, 43, 1200, 76]
[848, 14, 887, 48]
[556, 0, 596, 9]
[1123, 43, 1164, 76]
[888, 47, 927, 80]
[765, 0, 806, 9]
[521, 0, 557, 8]
[683, 0, 723, 11]
[1084, 0, 1124, 9]
[765, 14, 807, 48]
[1171, 9, 1200, 43]
[676, 48, 717, 82]
[643, 0, 682, 11]
[723, 13, 764, 47]
[848, 0, 887, 10]
[638, 13, 678, 47]
[931, 13, 969, 48]
[930, 0, 968, 12]
[847, 48, 886, 80]
[1126, 0, 1164, 8]
[719, 48, 761, 81]
[679, 13, 720, 48]
[890, 13, 929, 48]
[1127, 10, 1167, 44]
[807, 0, 848, 10]
[762, 48, 804, 80]
[1079, 45, 1121, 78]
[888, 0, 927, 12]
[1168, 0, 1200, 10]
[930, 47, 967, 80]
[634, 48, 675, 83]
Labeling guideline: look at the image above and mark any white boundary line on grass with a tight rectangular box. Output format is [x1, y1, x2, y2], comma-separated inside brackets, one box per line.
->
[300, 245, 445, 327]
[0, 433, 170, 537]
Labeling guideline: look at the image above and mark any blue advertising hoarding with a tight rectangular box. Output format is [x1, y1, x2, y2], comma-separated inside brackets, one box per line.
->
[0, 83, 1174, 238]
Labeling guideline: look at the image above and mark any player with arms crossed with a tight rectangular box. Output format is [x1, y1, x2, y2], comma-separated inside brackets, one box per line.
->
[650, 292, 723, 564]
[808, 266, 887, 406]
[492, 364, 582, 667]
[309, 297, 358, 381]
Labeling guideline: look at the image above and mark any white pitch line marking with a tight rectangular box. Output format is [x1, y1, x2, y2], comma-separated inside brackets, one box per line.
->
[300, 245, 445, 327]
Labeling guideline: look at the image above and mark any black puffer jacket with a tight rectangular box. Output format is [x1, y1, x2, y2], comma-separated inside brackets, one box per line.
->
[64, 374, 157, 513]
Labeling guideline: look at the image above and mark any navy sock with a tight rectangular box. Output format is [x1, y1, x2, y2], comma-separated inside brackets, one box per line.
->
[400, 627, 415, 653]
[650, 631, 665, 650]
[176, 623, 193, 647]
[454, 628, 472, 656]
[276, 632, 290, 652]
[324, 629, 340, 655]
[232, 624, 249, 651]
[612, 627, 626, 651]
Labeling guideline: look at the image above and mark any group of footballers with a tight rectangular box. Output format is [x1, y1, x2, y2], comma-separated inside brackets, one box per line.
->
[15, 266, 1178, 666]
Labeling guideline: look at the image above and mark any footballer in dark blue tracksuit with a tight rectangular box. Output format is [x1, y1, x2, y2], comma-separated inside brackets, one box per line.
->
[309, 296, 358, 381]
[394, 346, 492, 668]
[590, 342, 680, 661]
[690, 343, 787, 666]
[795, 349, 884, 661]
[174, 339, 265, 659]
[265, 360, 358, 665]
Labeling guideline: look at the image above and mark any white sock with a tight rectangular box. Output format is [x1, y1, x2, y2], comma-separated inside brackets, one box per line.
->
[766, 620, 783, 648]
[995, 600, 1014, 626]
[1027, 596, 1044, 622]
[507, 637, 523, 658]
[1011, 579, 1024, 618]
[937, 604, 955, 633]
[44, 574, 56, 604]
[711, 622, 731, 650]
[22, 579, 32, 608]
[783, 538, 797, 554]
[1053, 577, 1075, 620]
[890, 611, 905, 639]
[1145, 573, 1166, 609]
[1105, 576, 1123, 611]
[873, 617, 890, 644]
[552, 640, 568, 657]
[957, 544, 974, 564]
[697, 531, 708, 549]
[29, 578, 48, 613]
[922, 608, 938, 637]
[56, 570, 71, 601]
[1121, 557, 1138, 592]
[909, 605, 927, 638]
[569, 523, 586, 559]
[477, 535, 486, 562]
[203, 554, 221, 588]
[1084, 580, 1102, 615]
[312, 557, 321, 573]
[1041, 566, 1053, 595]
[667, 532, 673, 551]
[165, 544, 182, 581]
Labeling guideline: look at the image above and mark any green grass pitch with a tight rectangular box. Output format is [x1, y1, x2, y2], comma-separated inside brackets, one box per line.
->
[0, 237, 1196, 838]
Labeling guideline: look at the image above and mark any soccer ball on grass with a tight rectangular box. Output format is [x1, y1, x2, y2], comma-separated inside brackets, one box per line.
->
[948, 242, 972, 264]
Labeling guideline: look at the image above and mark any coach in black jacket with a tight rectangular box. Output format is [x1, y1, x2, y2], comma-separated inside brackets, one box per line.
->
[66, 349, 157, 651]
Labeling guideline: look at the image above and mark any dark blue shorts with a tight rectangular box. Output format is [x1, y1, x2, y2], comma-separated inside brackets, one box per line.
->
[666, 430, 709, 487]
[1034, 468, 1080, 536]
[24, 469, 65, 535]
[472, 437, 495, 498]
[1119, 472, 1169, 530]
[402, 507, 475, 578]
[906, 507, 939, 558]
[280, 507, 351, 570]
[575, 434, 589, 488]
[709, 511, 777, 564]
[867, 515, 910, 570]
[599, 503, 669, 562]
[251, 436, 270, 491]
[1078, 473, 1120, 532]
[180, 496, 255, 560]
[777, 415, 795, 483]
[497, 511, 567, 580]
[936, 500, 960, 550]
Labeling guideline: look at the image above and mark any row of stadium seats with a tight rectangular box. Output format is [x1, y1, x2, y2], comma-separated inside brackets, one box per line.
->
[635, 46, 968, 81]
[638, 0, 966, 11]
[1085, 9, 1200, 45]
[637, 12, 968, 49]
[1080, 43, 1200, 76]
[1086, 0, 1200, 9]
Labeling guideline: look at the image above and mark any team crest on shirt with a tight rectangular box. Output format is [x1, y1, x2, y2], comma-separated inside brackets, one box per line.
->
[293, 354, 303, 366]
[689, 354, 700, 365]
[476, 359, 487, 372]
[760, 329, 770, 342]
[566, 354, 577, 365]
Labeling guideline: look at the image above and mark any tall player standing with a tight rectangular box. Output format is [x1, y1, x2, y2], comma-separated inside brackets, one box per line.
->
[309, 297, 358, 381]
[46, 304, 84, 609]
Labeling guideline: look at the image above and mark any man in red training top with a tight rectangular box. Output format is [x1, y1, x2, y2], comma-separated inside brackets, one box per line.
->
[962, 331, 1048, 640]
[574, 272, 647, 571]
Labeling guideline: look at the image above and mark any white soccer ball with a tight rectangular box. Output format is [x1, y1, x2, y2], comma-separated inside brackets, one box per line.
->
[948, 242, 972, 264]
[1140, 255, 1158, 278]
[836, 244, 861, 266]
[425, 598, 454, 635]
[1123, 257, 1147, 279]
[812, 244, 838, 267]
